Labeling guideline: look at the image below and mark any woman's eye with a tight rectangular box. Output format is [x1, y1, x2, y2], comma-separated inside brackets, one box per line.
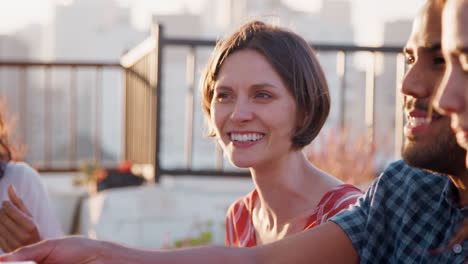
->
[215, 93, 230, 102]
[255, 92, 272, 99]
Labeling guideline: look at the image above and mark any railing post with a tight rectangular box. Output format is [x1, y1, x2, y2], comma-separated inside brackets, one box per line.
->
[44, 66, 52, 168]
[365, 52, 377, 147]
[69, 66, 77, 168]
[18, 66, 27, 141]
[394, 53, 406, 160]
[184, 47, 196, 169]
[336, 51, 347, 131]
[94, 66, 103, 165]
[153, 24, 163, 183]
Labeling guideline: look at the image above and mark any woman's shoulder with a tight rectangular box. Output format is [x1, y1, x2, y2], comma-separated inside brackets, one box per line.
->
[226, 189, 257, 217]
[318, 184, 363, 210]
[330, 184, 363, 195]
[304, 184, 363, 227]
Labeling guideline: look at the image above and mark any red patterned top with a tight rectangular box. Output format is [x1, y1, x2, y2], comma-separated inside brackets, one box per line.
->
[225, 184, 363, 247]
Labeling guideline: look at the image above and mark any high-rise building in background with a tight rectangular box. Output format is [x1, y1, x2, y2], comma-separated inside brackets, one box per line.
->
[201, 0, 354, 43]
[0, 35, 30, 113]
[54, 0, 146, 60]
[0, 35, 30, 59]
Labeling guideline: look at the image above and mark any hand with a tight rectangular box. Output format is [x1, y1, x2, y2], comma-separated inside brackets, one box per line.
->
[0, 185, 40, 252]
[0, 236, 106, 264]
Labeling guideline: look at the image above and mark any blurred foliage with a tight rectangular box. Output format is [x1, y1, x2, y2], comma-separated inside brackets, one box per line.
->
[304, 126, 391, 188]
[73, 160, 108, 194]
[165, 220, 215, 248]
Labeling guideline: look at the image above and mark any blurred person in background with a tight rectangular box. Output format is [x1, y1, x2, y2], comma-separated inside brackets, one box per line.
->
[433, 0, 468, 252]
[0, 108, 63, 253]
[2, 0, 467, 263]
[200, 21, 362, 247]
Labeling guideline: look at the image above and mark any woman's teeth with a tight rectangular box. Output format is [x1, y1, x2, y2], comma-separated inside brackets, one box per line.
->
[230, 133, 264, 142]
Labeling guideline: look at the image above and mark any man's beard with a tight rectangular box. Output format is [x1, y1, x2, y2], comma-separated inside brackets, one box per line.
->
[402, 128, 466, 176]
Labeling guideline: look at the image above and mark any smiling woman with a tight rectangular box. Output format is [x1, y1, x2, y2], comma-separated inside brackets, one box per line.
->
[199, 20, 362, 247]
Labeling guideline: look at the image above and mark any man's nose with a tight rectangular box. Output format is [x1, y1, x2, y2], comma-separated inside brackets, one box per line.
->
[401, 63, 433, 99]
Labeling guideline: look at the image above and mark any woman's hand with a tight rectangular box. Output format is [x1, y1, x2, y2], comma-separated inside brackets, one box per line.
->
[0, 236, 107, 264]
[0, 185, 40, 252]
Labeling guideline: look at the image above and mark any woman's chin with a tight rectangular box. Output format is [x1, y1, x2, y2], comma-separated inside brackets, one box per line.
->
[230, 158, 255, 169]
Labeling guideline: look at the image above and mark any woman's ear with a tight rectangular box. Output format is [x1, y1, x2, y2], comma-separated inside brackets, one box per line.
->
[297, 111, 309, 130]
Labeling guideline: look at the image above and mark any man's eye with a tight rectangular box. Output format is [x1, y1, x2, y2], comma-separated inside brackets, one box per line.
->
[433, 56, 445, 65]
[405, 55, 415, 65]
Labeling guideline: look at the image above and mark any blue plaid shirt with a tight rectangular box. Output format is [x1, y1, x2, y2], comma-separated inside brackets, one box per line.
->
[330, 160, 468, 263]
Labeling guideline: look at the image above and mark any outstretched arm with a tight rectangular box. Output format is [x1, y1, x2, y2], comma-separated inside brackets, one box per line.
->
[257, 222, 358, 264]
[0, 222, 357, 264]
[0, 236, 259, 264]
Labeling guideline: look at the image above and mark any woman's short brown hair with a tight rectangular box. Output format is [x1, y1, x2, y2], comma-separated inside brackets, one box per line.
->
[0, 110, 12, 179]
[0, 112, 12, 162]
[200, 20, 330, 149]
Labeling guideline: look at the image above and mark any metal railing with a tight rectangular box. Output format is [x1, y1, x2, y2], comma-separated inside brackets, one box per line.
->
[123, 24, 406, 182]
[0, 25, 406, 180]
[0, 60, 121, 171]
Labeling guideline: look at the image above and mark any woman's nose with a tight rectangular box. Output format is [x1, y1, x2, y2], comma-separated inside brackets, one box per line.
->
[230, 99, 254, 122]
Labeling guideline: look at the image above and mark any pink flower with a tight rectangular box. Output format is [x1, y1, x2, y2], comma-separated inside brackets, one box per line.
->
[118, 160, 133, 173]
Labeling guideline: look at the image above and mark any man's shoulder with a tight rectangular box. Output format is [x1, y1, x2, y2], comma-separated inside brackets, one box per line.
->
[380, 160, 446, 185]
[373, 160, 449, 202]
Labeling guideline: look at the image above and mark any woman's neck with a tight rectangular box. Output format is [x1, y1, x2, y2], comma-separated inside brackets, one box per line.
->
[249, 151, 340, 224]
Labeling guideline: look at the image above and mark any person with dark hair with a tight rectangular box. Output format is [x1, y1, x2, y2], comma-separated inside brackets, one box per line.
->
[0, 111, 63, 253]
[433, 0, 468, 251]
[2, 0, 467, 263]
[201, 21, 361, 247]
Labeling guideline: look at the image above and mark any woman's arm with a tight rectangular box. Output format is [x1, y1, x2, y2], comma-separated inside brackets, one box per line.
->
[0, 236, 260, 264]
[257, 222, 358, 264]
[0, 222, 358, 264]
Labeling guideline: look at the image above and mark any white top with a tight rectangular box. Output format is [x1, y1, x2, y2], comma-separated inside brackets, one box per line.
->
[0, 162, 63, 253]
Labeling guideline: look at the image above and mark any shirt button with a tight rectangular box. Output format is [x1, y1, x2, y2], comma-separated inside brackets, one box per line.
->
[452, 244, 462, 254]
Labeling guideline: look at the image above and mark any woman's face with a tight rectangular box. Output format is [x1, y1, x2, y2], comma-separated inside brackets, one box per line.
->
[210, 49, 298, 169]
[435, 0, 468, 167]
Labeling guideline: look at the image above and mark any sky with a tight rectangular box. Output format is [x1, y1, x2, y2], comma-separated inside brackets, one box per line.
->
[0, 0, 426, 45]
